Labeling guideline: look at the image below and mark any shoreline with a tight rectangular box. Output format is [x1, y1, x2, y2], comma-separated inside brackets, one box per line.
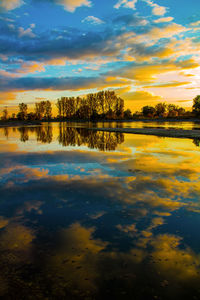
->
[89, 127, 200, 139]
[0, 120, 42, 128]
[1, 117, 200, 128]
[0, 120, 200, 139]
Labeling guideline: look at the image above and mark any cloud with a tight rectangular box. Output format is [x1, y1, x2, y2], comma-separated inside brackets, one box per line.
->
[118, 90, 162, 108]
[0, 61, 45, 78]
[144, 81, 191, 88]
[111, 57, 199, 86]
[114, 0, 138, 10]
[0, 74, 134, 95]
[154, 17, 174, 23]
[151, 234, 200, 281]
[0, 25, 121, 63]
[0, 1, 198, 107]
[0, 75, 98, 92]
[1, 166, 49, 184]
[82, 16, 104, 25]
[113, 14, 148, 26]
[0, 0, 24, 11]
[144, 0, 167, 16]
[0, 0, 92, 12]
[56, 0, 92, 12]
[147, 23, 188, 40]
[18, 26, 36, 38]
[0, 91, 18, 103]
[19, 62, 45, 73]
[190, 20, 200, 27]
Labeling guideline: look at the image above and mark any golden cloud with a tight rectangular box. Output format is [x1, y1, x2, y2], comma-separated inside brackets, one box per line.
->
[0, 0, 24, 11]
[58, 0, 92, 12]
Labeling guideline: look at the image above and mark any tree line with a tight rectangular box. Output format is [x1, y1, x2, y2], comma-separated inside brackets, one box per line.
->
[1, 91, 126, 121]
[1, 100, 53, 121]
[137, 95, 200, 119]
[1, 93, 200, 121]
[56, 91, 124, 120]
[141, 103, 186, 118]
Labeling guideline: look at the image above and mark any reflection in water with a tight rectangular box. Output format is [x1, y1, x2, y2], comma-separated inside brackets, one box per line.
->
[0, 122, 200, 299]
[3, 127, 9, 139]
[17, 125, 53, 144]
[58, 123, 124, 151]
[4, 123, 124, 151]
[18, 127, 29, 142]
[2, 122, 200, 150]
[193, 138, 200, 147]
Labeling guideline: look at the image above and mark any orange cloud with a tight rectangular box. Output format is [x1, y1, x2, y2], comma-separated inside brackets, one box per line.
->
[118, 89, 162, 110]
[57, 0, 92, 12]
[19, 62, 45, 73]
[121, 59, 199, 84]
[144, 81, 191, 88]
[0, 91, 18, 103]
[154, 17, 174, 23]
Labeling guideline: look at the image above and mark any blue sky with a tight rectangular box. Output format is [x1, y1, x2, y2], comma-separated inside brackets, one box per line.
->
[0, 0, 200, 112]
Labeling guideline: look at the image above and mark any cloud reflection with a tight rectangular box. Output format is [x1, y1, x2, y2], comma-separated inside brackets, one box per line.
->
[0, 124, 200, 298]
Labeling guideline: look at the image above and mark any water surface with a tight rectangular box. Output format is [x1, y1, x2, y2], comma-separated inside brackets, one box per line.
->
[1, 122, 200, 299]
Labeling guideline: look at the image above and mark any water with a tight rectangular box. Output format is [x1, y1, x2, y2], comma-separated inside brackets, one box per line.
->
[0, 122, 200, 299]
[68, 120, 200, 130]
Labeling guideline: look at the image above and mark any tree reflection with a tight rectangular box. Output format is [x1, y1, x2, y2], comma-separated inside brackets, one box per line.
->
[35, 124, 53, 144]
[3, 127, 9, 139]
[5, 123, 124, 151]
[17, 127, 29, 142]
[193, 138, 200, 147]
[58, 123, 124, 151]
[16, 124, 53, 144]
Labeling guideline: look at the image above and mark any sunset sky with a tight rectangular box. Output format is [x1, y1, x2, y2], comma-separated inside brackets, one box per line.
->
[0, 0, 200, 114]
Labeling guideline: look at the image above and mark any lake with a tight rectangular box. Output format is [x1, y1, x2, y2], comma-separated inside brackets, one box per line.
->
[0, 122, 200, 299]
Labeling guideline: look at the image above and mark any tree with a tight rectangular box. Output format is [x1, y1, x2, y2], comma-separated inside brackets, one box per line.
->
[1, 107, 8, 120]
[115, 97, 124, 118]
[124, 109, 132, 119]
[167, 104, 185, 117]
[27, 112, 37, 121]
[167, 104, 178, 117]
[56, 99, 62, 119]
[56, 91, 125, 120]
[193, 95, 200, 116]
[18, 103, 28, 120]
[177, 107, 185, 116]
[44, 100, 52, 120]
[35, 101, 46, 120]
[97, 91, 105, 116]
[155, 103, 167, 117]
[142, 106, 156, 118]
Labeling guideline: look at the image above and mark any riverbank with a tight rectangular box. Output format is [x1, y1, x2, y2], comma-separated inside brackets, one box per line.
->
[1, 117, 200, 128]
[0, 120, 42, 127]
[90, 127, 200, 139]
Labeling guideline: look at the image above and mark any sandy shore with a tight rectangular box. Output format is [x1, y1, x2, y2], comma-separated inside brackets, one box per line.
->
[89, 127, 200, 139]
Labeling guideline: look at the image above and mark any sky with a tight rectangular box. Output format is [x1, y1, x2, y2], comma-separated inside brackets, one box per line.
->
[0, 0, 200, 114]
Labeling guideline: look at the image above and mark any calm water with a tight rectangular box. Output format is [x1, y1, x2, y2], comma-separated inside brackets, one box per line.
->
[1, 122, 200, 299]
[70, 120, 200, 130]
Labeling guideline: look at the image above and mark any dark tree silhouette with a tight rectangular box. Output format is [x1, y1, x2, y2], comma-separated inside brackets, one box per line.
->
[1, 107, 8, 121]
[142, 106, 156, 118]
[56, 91, 125, 120]
[193, 95, 200, 117]
[18, 103, 28, 120]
